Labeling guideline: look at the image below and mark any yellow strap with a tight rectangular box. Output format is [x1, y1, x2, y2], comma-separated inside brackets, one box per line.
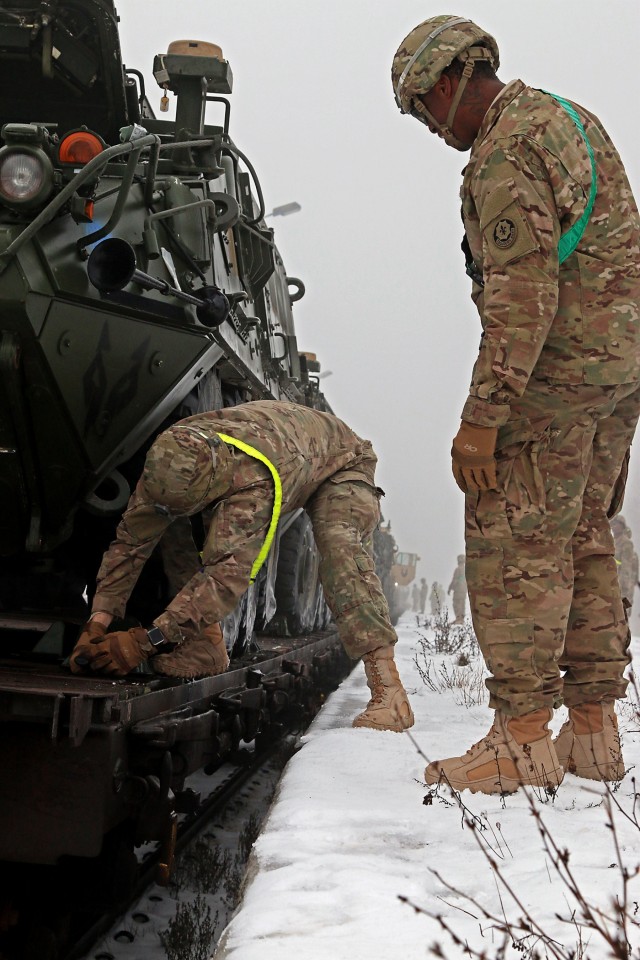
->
[217, 433, 283, 584]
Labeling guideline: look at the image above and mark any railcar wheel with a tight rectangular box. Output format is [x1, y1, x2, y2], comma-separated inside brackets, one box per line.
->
[271, 514, 321, 635]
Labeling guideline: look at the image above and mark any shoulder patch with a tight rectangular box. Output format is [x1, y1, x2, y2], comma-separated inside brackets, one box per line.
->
[478, 180, 540, 267]
[483, 199, 539, 267]
[493, 218, 518, 249]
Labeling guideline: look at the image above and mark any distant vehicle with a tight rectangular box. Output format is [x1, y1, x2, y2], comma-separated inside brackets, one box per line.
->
[391, 551, 421, 588]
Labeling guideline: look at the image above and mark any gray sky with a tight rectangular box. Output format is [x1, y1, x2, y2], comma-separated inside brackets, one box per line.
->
[118, 1, 640, 589]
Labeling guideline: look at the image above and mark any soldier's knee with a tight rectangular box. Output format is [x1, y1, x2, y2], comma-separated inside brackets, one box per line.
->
[320, 549, 387, 618]
[310, 480, 379, 540]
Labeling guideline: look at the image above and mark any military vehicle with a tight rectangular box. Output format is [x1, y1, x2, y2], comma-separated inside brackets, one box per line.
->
[0, 3, 351, 954]
[0, 1, 331, 644]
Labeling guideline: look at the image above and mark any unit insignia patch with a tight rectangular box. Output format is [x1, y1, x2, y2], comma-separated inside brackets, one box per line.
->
[493, 218, 517, 249]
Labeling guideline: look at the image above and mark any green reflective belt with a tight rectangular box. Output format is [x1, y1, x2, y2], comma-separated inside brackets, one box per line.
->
[217, 433, 283, 584]
[543, 90, 597, 264]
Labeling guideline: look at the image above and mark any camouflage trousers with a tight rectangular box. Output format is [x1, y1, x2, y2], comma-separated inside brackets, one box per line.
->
[452, 590, 466, 621]
[465, 378, 640, 716]
[158, 478, 396, 659]
[306, 480, 397, 659]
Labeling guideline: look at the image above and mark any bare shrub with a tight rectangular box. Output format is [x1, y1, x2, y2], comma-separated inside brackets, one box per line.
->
[414, 657, 488, 708]
[237, 812, 261, 863]
[223, 861, 245, 907]
[404, 731, 639, 959]
[160, 894, 217, 960]
[619, 670, 640, 734]
[414, 609, 486, 708]
[417, 603, 479, 657]
[170, 839, 232, 896]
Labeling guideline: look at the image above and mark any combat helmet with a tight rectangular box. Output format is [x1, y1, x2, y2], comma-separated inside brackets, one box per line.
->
[142, 425, 218, 513]
[392, 15, 499, 149]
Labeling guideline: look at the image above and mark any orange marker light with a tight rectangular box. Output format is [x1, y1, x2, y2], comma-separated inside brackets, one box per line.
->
[58, 131, 104, 165]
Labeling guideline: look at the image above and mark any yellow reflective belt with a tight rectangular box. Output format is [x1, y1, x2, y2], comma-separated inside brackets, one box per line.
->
[217, 433, 283, 583]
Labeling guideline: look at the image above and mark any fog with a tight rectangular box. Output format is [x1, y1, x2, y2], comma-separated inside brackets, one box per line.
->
[118, 1, 640, 599]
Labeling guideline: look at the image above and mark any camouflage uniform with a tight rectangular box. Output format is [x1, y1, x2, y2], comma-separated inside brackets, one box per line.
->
[611, 516, 639, 610]
[448, 556, 467, 622]
[419, 578, 428, 613]
[411, 582, 420, 612]
[460, 82, 640, 714]
[91, 400, 396, 661]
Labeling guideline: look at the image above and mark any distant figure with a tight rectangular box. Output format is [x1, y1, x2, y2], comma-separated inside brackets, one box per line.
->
[611, 515, 639, 612]
[419, 577, 428, 614]
[448, 555, 466, 624]
[411, 582, 420, 612]
[430, 581, 445, 616]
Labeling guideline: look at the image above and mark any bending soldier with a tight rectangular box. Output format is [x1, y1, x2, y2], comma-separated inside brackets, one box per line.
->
[393, 16, 640, 791]
[69, 400, 415, 733]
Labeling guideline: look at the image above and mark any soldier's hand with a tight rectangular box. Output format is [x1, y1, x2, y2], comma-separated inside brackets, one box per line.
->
[82, 627, 154, 676]
[69, 619, 108, 673]
[451, 422, 498, 493]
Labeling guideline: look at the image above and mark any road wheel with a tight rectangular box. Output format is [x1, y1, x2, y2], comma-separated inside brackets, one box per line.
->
[271, 514, 321, 636]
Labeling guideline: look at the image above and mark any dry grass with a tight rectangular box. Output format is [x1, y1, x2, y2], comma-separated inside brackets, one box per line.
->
[414, 605, 486, 708]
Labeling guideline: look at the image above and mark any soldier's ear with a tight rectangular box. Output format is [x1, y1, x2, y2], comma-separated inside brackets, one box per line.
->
[428, 72, 454, 104]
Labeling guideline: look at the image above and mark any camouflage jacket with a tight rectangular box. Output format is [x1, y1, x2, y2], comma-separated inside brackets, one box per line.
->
[92, 401, 378, 639]
[460, 80, 640, 427]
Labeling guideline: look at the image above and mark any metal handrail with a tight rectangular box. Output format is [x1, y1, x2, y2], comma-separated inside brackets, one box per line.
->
[0, 134, 217, 271]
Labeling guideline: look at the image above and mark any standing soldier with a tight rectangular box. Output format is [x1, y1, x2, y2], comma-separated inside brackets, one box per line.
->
[69, 400, 414, 734]
[411, 581, 421, 612]
[611, 515, 639, 613]
[419, 577, 429, 614]
[392, 16, 640, 792]
[448, 555, 467, 624]
[430, 581, 445, 616]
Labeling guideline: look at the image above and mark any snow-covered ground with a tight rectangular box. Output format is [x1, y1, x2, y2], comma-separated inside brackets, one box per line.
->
[215, 614, 640, 960]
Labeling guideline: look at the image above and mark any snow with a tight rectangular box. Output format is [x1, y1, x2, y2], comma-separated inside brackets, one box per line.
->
[215, 615, 640, 960]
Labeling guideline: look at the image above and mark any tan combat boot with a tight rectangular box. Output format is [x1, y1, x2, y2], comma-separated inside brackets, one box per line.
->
[425, 708, 564, 795]
[352, 646, 415, 732]
[152, 624, 230, 678]
[553, 701, 624, 781]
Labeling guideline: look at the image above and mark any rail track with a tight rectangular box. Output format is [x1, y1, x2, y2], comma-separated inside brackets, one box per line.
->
[67, 745, 290, 960]
[0, 628, 351, 960]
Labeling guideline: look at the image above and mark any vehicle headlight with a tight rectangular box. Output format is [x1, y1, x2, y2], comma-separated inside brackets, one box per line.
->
[0, 147, 53, 208]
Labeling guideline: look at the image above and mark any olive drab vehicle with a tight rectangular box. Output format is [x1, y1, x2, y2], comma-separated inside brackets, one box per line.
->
[0, 2, 351, 945]
[0, 0, 329, 644]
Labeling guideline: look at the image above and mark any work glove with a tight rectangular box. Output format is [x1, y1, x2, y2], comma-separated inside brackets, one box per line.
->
[451, 422, 498, 493]
[81, 627, 155, 676]
[69, 619, 108, 674]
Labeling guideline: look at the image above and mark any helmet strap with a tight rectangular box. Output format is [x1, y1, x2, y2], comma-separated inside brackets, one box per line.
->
[444, 59, 475, 136]
[411, 46, 493, 151]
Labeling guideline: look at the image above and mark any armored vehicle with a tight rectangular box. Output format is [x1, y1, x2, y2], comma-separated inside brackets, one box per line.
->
[0, 0, 329, 642]
[0, 3, 348, 953]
